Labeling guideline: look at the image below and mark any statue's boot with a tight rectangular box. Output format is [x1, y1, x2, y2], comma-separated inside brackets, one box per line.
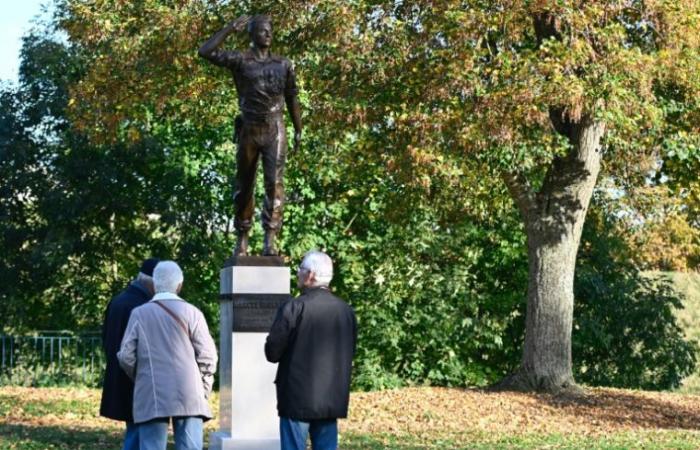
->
[233, 232, 249, 257]
[262, 230, 279, 256]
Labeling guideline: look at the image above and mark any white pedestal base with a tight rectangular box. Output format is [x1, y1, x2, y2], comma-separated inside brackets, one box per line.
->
[229, 333, 279, 439]
[210, 263, 289, 450]
[209, 432, 280, 450]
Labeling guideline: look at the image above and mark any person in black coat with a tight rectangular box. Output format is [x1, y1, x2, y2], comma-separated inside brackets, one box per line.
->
[100, 258, 159, 450]
[265, 250, 357, 450]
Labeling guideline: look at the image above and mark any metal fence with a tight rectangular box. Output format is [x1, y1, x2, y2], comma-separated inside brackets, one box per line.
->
[0, 332, 104, 386]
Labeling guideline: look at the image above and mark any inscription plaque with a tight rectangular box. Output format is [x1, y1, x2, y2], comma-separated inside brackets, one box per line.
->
[220, 293, 291, 332]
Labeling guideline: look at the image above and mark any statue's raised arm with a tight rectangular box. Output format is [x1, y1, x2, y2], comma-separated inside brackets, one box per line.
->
[198, 15, 249, 62]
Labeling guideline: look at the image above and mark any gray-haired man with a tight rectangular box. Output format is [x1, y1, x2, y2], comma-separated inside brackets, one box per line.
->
[265, 251, 357, 450]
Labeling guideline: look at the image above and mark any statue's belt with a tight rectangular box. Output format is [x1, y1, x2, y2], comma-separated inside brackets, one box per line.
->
[239, 112, 284, 124]
[233, 114, 284, 142]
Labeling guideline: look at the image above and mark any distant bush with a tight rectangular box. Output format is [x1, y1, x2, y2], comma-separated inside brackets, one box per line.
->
[345, 214, 527, 390]
[573, 206, 699, 390]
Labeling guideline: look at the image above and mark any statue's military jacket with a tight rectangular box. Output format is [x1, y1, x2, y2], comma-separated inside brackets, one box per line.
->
[204, 49, 298, 123]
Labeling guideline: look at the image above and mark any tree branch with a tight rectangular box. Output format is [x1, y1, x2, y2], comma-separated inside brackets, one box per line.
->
[533, 12, 561, 45]
[502, 170, 536, 223]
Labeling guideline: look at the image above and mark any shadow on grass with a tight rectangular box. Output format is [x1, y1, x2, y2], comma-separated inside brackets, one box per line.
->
[0, 422, 122, 450]
[539, 389, 700, 431]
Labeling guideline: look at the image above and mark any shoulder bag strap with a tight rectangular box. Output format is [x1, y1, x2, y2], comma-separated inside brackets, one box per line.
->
[153, 300, 190, 338]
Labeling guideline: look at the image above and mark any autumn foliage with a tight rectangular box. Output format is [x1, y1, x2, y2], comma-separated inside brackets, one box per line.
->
[3, 0, 697, 391]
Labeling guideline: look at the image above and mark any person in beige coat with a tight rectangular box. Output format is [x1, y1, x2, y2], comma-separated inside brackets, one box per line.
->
[117, 260, 217, 450]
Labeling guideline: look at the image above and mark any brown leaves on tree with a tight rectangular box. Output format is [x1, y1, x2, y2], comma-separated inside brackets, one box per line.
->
[57, 0, 700, 185]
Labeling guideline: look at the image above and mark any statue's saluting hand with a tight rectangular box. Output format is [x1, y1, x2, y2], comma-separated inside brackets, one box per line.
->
[227, 15, 250, 33]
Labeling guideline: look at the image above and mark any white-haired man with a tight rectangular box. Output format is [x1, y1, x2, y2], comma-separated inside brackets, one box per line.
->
[265, 251, 357, 450]
[118, 261, 217, 450]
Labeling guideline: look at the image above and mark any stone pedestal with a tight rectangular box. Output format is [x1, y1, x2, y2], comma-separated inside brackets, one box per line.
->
[209, 256, 291, 450]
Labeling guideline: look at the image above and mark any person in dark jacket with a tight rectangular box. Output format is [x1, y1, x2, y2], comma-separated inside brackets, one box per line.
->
[100, 258, 159, 450]
[265, 250, 357, 450]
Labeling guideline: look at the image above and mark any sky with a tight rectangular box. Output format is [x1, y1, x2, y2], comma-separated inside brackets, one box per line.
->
[0, 0, 50, 83]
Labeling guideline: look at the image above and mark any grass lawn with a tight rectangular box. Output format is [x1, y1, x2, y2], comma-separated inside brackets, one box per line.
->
[1, 273, 697, 449]
[1, 386, 699, 449]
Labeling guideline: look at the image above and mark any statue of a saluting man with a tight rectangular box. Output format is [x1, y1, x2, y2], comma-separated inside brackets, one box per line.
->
[199, 15, 302, 257]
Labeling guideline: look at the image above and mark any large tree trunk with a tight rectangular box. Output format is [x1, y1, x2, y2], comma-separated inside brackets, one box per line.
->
[519, 222, 580, 391]
[498, 119, 605, 392]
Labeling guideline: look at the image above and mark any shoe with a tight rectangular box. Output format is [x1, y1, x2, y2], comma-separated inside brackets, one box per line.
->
[233, 233, 249, 257]
[262, 230, 278, 256]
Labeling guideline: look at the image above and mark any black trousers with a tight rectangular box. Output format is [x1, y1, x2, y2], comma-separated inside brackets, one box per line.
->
[233, 118, 286, 233]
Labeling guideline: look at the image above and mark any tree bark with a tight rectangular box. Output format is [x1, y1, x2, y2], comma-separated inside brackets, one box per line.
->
[497, 118, 605, 392]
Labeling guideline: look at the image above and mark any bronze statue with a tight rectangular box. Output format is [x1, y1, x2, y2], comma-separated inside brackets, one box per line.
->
[199, 15, 302, 256]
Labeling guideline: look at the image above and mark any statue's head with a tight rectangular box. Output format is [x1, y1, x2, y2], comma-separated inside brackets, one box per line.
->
[248, 15, 272, 49]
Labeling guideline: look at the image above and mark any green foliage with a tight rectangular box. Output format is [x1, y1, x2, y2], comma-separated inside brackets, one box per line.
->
[54, 0, 700, 393]
[3, 3, 700, 393]
[2, 26, 532, 388]
[57, 0, 700, 181]
[573, 198, 699, 390]
[0, 30, 234, 331]
[345, 214, 528, 390]
[278, 117, 530, 390]
[0, 34, 82, 331]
